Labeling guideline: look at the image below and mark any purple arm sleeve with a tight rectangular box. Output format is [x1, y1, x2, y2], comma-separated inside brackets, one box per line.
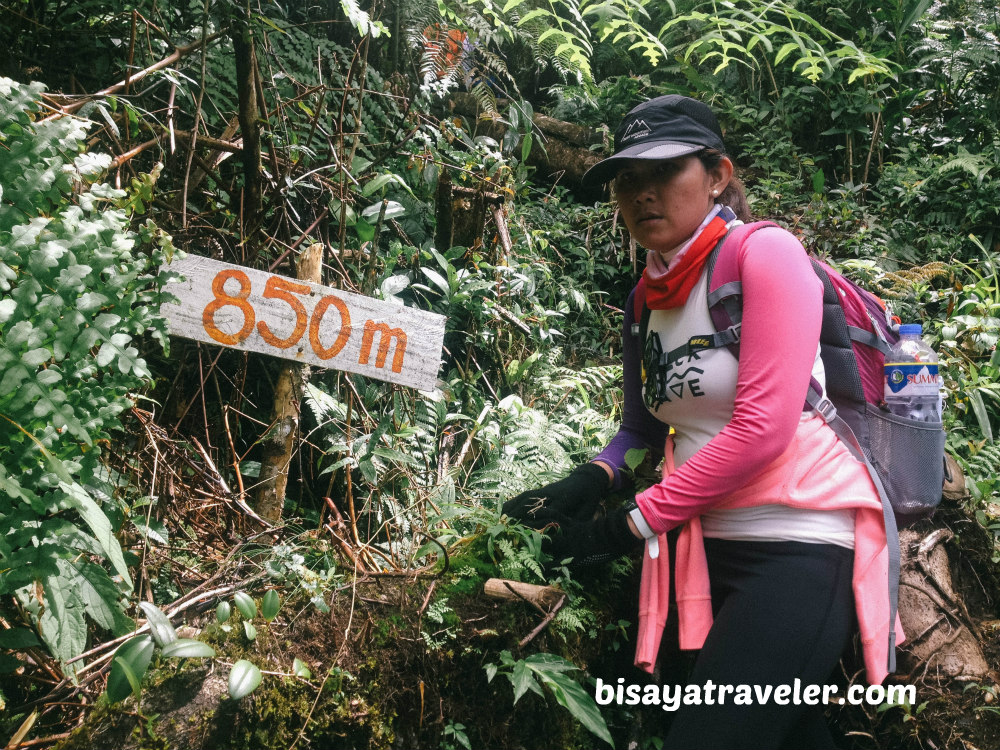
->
[592, 287, 669, 487]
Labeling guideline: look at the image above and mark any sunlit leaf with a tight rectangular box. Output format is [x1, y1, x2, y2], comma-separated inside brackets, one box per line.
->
[228, 659, 263, 700]
[138, 602, 176, 647]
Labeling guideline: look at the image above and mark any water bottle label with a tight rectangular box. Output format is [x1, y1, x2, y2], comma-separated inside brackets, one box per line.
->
[884, 362, 940, 396]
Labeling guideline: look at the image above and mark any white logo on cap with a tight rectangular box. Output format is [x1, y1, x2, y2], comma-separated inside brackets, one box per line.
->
[621, 118, 652, 142]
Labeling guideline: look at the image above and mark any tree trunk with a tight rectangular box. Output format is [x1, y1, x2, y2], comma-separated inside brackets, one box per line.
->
[252, 244, 324, 523]
[232, 5, 262, 234]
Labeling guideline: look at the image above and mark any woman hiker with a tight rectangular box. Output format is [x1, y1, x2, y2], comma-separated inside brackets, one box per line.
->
[502, 95, 902, 750]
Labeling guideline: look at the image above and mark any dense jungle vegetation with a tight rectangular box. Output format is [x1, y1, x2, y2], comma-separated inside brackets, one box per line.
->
[1, 0, 1000, 748]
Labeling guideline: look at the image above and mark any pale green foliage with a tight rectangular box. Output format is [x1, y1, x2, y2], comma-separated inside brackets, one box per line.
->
[452, 0, 892, 85]
[0, 78, 173, 678]
[453, 0, 664, 81]
[660, 0, 895, 82]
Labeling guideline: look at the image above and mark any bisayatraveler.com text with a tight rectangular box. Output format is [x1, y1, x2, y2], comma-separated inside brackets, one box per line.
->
[596, 678, 916, 711]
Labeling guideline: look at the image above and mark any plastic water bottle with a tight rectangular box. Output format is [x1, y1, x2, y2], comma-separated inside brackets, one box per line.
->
[884, 323, 942, 422]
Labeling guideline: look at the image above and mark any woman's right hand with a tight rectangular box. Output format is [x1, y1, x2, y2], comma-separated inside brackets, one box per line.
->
[501, 463, 610, 528]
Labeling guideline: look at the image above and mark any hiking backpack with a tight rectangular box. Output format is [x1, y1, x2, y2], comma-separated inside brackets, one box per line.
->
[632, 221, 948, 672]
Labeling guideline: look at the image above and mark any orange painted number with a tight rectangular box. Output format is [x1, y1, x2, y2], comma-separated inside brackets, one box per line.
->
[203, 269, 255, 346]
[257, 276, 310, 349]
[309, 295, 351, 360]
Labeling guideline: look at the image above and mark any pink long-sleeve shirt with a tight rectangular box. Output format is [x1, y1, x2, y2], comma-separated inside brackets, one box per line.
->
[598, 221, 902, 685]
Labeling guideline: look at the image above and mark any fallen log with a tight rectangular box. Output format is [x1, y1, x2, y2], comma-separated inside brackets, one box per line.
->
[484, 578, 565, 611]
[447, 93, 604, 189]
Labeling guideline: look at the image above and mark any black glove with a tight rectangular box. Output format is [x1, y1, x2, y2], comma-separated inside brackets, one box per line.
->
[502, 463, 610, 527]
[534, 507, 643, 568]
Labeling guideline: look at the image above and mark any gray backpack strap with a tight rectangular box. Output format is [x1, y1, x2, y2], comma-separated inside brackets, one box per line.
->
[807, 388, 899, 673]
[848, 325, 891, 357]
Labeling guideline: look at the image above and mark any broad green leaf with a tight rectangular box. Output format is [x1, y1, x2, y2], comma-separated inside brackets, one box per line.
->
[132, 518, 169, 546]
[361, 173, 408, 197]
[0, 628, 39, 649]
[60, 481, 133, 587]
[624, 448, 648, 472]
[293, 657, 312, 679]
[261, 590, 281, 622]
[233, 591, 257, 620]
[160, 638, 215, 659]
[138, 601, 177, 647]
[420, 267, 450, 296]
[63, 558, 134, 636]
[216, 600, 232, 624]
[537, 670, 614, 748]
[243, 621, 258, 641]
[523, 653, 579, 673]
[106, 635, 154, 703]
[899, 0, 935, 35]
[510, 660, 538, 704]
[775, 41, 798, 65]
[228, 659, 263, 700]
[18, 569, 87, 678]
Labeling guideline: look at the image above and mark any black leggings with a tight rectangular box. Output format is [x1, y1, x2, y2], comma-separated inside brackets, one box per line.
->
[662, 538, 855, 750]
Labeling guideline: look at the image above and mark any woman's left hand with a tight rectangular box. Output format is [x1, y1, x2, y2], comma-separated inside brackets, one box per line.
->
[533, 508, 642, 568]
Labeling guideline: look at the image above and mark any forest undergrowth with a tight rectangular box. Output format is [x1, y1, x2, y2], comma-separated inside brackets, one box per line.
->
[3, 0, 1000, 748]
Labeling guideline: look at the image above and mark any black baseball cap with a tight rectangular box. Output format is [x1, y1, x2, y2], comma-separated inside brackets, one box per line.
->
[582, 95, 727, 187]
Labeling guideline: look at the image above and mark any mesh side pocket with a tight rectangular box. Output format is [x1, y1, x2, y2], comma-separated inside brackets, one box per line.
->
[865, 403, 946, 524]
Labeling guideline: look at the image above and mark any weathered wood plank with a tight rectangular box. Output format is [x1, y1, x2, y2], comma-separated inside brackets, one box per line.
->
[160, 255, 445, 391]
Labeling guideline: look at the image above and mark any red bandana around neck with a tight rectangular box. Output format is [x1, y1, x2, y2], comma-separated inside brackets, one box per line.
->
[643, 215, 730, 310]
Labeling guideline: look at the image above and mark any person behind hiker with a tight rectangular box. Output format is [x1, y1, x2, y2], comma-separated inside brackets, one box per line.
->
[502, 95, 900, 750]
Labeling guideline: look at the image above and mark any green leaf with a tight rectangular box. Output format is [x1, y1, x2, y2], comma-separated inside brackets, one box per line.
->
[160, 638, 216, 659]
[18, 568, 87, 678]
[775, 41, 798, 65]
[63, 558, 133, 636]
[537, 670, 614, 748]
[106, 635, 154, 703]
[138, 601, 177, 647]
[0, 298, 15, 323]
[228, 659, 263, 700]
[261, 590, 281, 622]
[233, 591, 257, 620]
[899, 0, 935, 35]
[360, 200, 406, 220]
[216, 600, 232, 624]
[354, 219, 375, 243]
[132, 518, 169, 546]
[510, 660, 537, 704]
[243, 621, 257, 641]
[970, 389, 993, 442]
[811, 169, 825, 194]
[293, 657, 312, 679]
[624, 448, 648, 472]
[60, 481, 133, 587]
[0, 628, 40, 649]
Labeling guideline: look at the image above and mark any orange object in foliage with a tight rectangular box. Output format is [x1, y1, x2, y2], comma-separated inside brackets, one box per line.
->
[423, 24, 467, 73]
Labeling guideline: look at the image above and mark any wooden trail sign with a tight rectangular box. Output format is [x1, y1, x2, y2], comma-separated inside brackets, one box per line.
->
[160, 255, 446, 391]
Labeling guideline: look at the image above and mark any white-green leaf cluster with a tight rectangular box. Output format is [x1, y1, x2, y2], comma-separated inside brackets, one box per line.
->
[0, 77, 174, 679]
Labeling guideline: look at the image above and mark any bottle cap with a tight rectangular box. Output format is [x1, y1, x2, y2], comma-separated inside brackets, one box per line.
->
[899, 323, 923, 335]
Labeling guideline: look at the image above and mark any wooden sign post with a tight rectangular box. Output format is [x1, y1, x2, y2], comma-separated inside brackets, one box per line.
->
[160, 255, 446, 391]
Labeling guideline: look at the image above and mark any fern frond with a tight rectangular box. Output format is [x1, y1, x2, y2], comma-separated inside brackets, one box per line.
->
[874, 261, 951, 298]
